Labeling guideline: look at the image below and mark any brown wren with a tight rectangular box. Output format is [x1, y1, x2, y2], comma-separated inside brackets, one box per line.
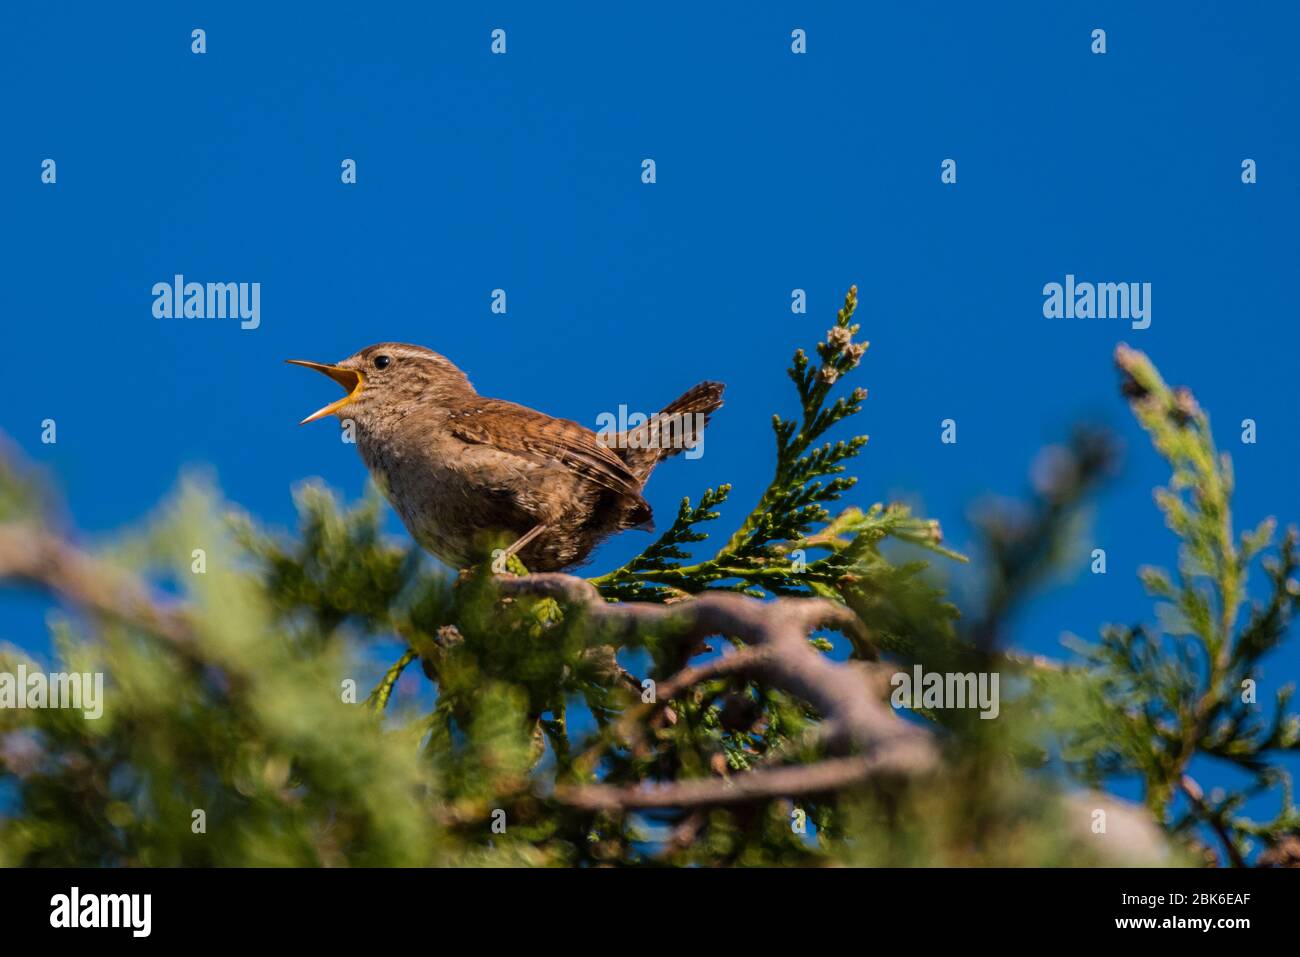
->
[288, 343, 723, 572]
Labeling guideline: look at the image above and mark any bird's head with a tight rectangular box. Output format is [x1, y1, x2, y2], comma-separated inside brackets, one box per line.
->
[287, 343, 473, 427]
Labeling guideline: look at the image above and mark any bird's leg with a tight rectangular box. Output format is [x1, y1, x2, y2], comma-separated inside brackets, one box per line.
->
[502, 524, 548, 562]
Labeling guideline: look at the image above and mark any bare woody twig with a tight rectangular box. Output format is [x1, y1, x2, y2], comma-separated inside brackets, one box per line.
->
[0, 523, 191, 646]
[496, 572, 938, 811]
[556, 753, 933, 811]
[1180, 774, 1246, 868]
[0, 522, 939, 814]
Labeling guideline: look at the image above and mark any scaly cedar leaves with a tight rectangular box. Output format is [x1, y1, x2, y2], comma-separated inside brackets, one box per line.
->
[594, 285, 962, 607]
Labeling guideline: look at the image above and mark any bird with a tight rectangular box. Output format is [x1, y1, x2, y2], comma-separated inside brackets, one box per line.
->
[287, 343, 724, 572]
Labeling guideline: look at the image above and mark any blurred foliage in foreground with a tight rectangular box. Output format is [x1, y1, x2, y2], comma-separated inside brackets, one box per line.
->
[0, 289, 1296, 866]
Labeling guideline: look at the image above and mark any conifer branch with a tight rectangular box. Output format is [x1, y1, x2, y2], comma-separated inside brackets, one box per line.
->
[592, 285, 961, 605]
[366, 648, 417, 712]
[496, 572, 937, 809]
[1049, 345, 1300, 865]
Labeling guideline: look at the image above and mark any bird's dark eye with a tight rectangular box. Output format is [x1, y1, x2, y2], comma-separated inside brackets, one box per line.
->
[373, 355, 391, 370]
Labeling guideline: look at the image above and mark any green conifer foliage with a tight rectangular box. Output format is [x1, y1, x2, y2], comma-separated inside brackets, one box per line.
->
[0, 296, 1292, 866]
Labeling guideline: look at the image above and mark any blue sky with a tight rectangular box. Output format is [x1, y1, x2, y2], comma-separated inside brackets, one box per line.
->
[2, 3, 1298, 830]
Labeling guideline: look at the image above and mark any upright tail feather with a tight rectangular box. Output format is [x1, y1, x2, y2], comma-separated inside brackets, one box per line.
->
[614, 381, 725, 483]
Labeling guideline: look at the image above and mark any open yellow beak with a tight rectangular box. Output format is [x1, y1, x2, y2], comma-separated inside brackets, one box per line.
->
[285, 360, 366, 425]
